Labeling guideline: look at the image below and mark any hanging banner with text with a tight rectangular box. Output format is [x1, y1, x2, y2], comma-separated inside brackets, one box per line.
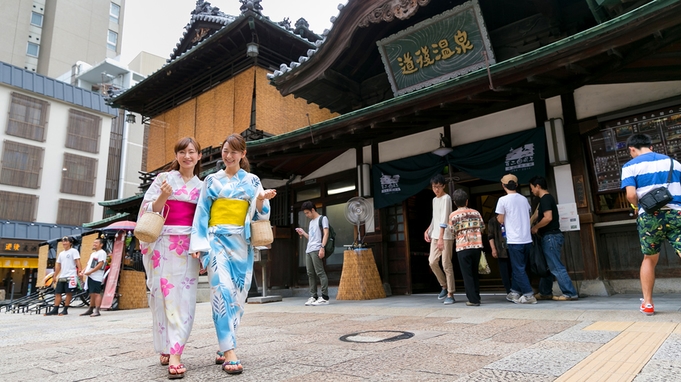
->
[372, 128, 546, 209]
[445, 127, 546, 184]
[376, 0, 495, 96]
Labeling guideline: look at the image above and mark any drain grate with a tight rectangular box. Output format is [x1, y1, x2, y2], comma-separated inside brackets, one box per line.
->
[340, 330, 414, 343]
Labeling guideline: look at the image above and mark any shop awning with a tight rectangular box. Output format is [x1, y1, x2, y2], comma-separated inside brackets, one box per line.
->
[0, 256, 38, 269]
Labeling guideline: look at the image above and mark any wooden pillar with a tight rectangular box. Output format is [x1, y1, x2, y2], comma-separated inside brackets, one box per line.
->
[561, 92, 600, 280]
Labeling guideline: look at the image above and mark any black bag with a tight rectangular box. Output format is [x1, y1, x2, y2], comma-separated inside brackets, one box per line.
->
[529, 234, 550, 277]
[318, 215, 336, 257]
[638, 158, 674, 213]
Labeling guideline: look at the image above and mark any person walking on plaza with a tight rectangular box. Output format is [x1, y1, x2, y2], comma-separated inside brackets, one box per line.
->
[190, 133, 276, 375]
[139, 137, 204, 379]
[621, 133, 681, 316]
[487, 213, 512, 294]
[424, 174, 455, 305]
[296, 201, 331, 306]
[449, 189, 484, 306]
[529, 176, 578, 301]
[78, 237, 107, 317]
[44, 236, 81, 316]
[495, 174, 536, 304]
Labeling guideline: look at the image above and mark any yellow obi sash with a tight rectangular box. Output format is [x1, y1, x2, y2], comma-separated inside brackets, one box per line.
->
[209, 199, 249, 227]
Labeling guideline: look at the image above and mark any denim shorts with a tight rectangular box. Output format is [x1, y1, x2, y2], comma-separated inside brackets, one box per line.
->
[636, 209, 681, 255]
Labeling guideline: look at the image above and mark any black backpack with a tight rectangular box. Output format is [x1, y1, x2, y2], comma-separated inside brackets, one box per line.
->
[318, 215, 336, 257]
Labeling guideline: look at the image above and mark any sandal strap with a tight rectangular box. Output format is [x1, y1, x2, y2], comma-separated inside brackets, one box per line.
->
[216, 351, 224, 357]
[223, 360, 241, 365]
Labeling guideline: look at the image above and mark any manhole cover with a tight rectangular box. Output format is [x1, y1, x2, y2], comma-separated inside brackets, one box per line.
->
[340, 330, 414, 343]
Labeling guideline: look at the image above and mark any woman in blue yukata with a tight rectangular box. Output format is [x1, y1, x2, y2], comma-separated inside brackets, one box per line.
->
[189, 133, 276, 375]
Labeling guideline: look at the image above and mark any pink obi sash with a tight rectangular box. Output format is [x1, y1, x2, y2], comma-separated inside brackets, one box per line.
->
[164, 200, 197, 226]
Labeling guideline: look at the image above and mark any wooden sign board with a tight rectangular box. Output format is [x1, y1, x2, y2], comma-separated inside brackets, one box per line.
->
[377, 0, 495, 96]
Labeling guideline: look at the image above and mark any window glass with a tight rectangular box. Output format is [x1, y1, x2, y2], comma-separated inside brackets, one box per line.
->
[0, 140, 44, 188]
[295, 187, 320, 202]
[0, 191, 38, 221]
[57, 199, 93, 226]
[66, 109, 101, 153]
[30, 12, 43, 27]
[107, 30, 118, 50]
[7, 92, 48, 141]
[61, 153, 97, 196]
[27, 42, 39, 57]
[109, 3, 120, 23]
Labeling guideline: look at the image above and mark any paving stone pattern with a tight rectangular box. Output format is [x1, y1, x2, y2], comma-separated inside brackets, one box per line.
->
[1, 293, 680, 381]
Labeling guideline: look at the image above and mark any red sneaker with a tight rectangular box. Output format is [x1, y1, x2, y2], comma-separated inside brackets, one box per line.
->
[640, 298, 654, 316]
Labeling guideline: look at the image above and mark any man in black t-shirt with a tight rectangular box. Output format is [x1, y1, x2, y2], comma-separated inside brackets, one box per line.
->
[530, 176, 578, 301]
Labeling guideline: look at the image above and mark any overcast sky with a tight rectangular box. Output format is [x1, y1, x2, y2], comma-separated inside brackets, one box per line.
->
[120, 0, 341, 64]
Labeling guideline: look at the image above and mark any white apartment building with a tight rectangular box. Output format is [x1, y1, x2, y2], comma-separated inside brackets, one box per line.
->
[0, 62, 117, 226]
[0, 0, 125, 78]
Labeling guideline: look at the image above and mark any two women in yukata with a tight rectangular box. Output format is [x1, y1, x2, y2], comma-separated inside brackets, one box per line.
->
[140, 134, 275, 378]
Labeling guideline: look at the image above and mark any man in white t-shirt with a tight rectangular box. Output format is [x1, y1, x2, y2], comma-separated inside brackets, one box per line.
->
[495, 174, 536, 304]
[44, 236, 81, 316]
[79, 237, 107, 317]
[296, 201, 330, 306]
[424, 174, 455, 305]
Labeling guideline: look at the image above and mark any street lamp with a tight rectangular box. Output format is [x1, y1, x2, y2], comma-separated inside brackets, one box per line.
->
[125, 113, 136, 124]
[246, 42, 259, 58]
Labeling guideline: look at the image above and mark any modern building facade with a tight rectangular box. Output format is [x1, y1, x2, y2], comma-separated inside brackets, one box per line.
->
[0, 61, 117, 297]
[0, 0, 125, 78]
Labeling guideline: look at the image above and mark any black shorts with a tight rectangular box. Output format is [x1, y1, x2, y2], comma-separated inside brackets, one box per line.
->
[87, 278, 103, 294]
[54, 280, 77, 294]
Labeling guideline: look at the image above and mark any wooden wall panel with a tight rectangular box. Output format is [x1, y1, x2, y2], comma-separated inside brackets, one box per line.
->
[198, 78, 234, 149]
[233, 67, 255, 133]
[254, 67, 338, 135]
[37, 245, 48, 287]
[163, 107, 181, 165]
[147, 116, 167, 171]
[177, 100, 197, 144]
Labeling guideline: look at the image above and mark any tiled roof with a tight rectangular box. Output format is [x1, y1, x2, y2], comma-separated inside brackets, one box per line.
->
[110, 11, 321, 107]
[0, 62, 118, 116]
[267, 2, 346, 82]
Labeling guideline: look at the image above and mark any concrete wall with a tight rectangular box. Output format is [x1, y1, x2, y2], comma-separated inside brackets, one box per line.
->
[0, 0, 35, 69]
[37, 0, 124, 78]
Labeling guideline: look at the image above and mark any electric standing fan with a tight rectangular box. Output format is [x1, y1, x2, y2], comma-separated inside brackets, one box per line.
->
[344, 196, 372, 248]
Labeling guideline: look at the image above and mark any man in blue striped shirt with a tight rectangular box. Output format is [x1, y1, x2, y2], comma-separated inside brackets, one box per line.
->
[621, 134, 681, 316]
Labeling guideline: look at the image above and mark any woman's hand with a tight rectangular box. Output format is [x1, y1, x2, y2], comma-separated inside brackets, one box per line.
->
[159, 180, 173, 199]
[258, 189, 277, 200]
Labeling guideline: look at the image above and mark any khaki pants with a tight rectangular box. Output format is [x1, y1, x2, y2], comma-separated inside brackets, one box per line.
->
[428, 239, 455, 293]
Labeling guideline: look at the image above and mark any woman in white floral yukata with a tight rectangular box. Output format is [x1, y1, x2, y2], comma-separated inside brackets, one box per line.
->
[190, 133, 276, 375]
[138, 137, 203, 379]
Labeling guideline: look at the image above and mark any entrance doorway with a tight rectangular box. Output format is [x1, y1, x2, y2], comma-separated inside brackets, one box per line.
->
[405, 178, 513, 294]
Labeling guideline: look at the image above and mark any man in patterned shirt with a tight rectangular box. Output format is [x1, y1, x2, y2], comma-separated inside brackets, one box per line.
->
[621, 133, 681, 316]
[449, 189, 484, 306]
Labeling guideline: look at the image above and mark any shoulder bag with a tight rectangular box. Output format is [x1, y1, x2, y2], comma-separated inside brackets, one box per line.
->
[638, 158, 674, 213]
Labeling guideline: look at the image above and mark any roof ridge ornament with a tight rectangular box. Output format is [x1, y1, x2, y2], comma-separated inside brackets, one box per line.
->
[192, 0, 226, 17]
[359, 0, 431, 28]
[240, 0, 263, 16]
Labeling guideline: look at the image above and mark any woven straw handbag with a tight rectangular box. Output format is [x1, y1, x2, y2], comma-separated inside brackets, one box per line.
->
[250, 220, 273, 247]
[134, 205, 169, 243]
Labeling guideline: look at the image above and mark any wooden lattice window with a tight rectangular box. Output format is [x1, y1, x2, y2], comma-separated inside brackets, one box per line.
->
[61, 153, 97, 196]
[0, 191, 38, 221]
[0, 140, 44, 188]
[56, 199, 93, 226]
[6, 92, 49, 141]
[66, 109, 101, 153]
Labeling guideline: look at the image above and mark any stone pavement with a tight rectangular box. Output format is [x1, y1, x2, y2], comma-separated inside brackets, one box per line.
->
[1, 293, 680, 381]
